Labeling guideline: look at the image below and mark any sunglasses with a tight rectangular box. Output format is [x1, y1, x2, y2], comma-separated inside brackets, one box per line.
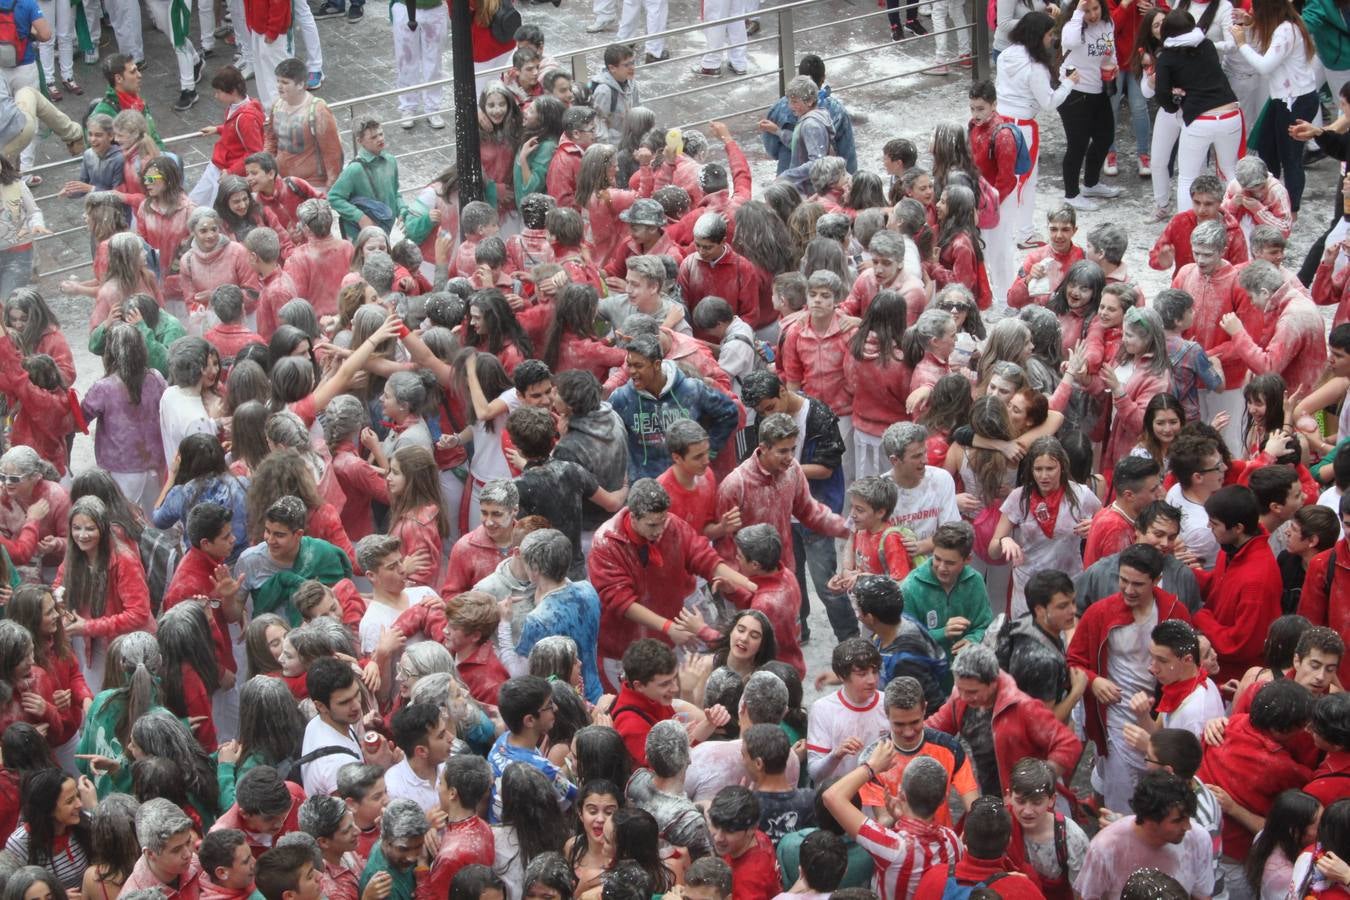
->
[0, 474, 25, 485]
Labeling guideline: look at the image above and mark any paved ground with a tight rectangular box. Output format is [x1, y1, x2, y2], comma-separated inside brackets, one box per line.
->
[22, 0, 1341, 694]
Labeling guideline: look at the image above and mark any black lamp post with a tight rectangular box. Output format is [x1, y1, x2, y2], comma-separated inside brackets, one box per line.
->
[448, 0, 486, 205]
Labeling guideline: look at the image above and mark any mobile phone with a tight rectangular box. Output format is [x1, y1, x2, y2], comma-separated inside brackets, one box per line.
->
[1064, 65, 1077, 76]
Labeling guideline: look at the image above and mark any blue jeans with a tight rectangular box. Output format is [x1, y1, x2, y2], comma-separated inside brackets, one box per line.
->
[0, 246, 34, 300]
[792, 523, 855, 641]
[1108, 68, 1151, 157]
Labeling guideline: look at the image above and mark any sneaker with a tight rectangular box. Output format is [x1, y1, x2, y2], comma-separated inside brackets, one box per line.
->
[61, 79, 82, 96]
[928, 63, 952, 75]
[238, 62, 254, 80]
[1065, 194, 1101, 211]
[1102, 151, 1119, 176]
[1081, 182, 1122, 198]
[728, 65, 747, 75]
[345, 5, 363, 19]
[427, 114, 446, 129]
[83, 51, 98, 64]
[1152, 204, 1171, 222]
[584, 16, 614, 30]
[192, 58, 203, 84]
[958, 53, 973, 68]
[306, 70, 323, 90]
[890, 24, 901, 40]
[1138, 153, 1151, 176]
[46, 85, 62, 101]
[691, 64, 722, 75]
[400, 118, 416, 129]
[907, 17, 927, 33]
[1017, 236, 1048, 249]
[174, 89, 199, 111]
[643, 50, 668, 63]
[314, 3, 343, 15]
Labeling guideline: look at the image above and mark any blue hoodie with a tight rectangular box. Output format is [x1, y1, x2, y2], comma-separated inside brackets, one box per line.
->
[609, 360, 740, 480]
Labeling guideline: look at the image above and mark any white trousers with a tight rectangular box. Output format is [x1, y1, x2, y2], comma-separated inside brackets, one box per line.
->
[105, 0, 142, 60]
[1175, 111, 1242, 213]
[700, 0, 748, 70]
[1199, 386, 1246, 455]
[982, 189, 1016, 306]
[474, 48, 512, 97]
[392, 3, 447, 114]
[928, 0, 968, 60]
[249, 29, 290, 110]
[78, 0, 101, 62]
[3, 64, 38, 171]
[229, 0, 252, 68]
[854, 430, 885, 479]
[1150, 108, 1183, 210]
[291, 0, 322, 71]
[37, 0, 74, 83]
[111, 469, 161, 518]
[838, 413, 856, 484]
[617, 0, 667, 56]
[439, 468, 465, 544]
[592, 0, 615, 23]
[144, 0, 201, 89]
[1008, 118, 1038, 241]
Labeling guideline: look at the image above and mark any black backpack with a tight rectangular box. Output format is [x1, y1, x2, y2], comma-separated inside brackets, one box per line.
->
[274, 745, 361, 785]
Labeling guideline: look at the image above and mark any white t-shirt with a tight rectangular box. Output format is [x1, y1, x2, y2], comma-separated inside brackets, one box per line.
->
[888, 467, 961, 546]
[158, 386, 217, 472]
[1319, 484, 1341, 514]
[301, 716, 363, 797]
[1074, 816, 1215, 900]
[358, 586, 438, 654]
[1166, 483, 1220, 570]
[1162, 678, 1226, 739]
[685, 738, 802, 805]
[384, 758, 444, 816]
[805, 690, 889, 784]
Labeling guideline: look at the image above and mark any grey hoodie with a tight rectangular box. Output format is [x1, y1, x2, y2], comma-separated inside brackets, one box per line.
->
[554, 402, 628, 531]
[589, 69, 640, 143]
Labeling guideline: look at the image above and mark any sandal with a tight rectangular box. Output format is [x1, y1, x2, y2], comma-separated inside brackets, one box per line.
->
[47, 86, 62, 102]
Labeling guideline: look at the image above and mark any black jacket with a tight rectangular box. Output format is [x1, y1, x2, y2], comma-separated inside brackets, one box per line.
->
[1155, 39, 1240, 124]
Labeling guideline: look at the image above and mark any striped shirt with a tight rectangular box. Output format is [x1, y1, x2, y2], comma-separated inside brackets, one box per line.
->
[854, 816, 962, 900]
[4, 824, 90, 890]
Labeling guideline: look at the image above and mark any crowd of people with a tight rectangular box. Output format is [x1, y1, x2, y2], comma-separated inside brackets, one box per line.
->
[1, 0, 1350, 898]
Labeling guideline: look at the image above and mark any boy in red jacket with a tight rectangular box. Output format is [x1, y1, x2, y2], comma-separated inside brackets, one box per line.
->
[611, 639, 730, 768]
[190, 66, 266, 206]
[708, 785, 781, 900]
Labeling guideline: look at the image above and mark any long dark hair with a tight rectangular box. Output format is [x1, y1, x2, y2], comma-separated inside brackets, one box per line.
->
[734, 200, 797, 276]
[760, 660, 809, 736]
[20, 769, 91, 865]
[156, 602, 222, 715]
[572, 725, 632, 788]
[1133, 8, 1168, 75]
[466, 290, 533, 357]
[611, 807, 674, 892]
[453, 350, 513, 431]
[1, 723, 56, 773]
[524, 96, 567, 144]
[7, 585, 70, 669]
[1047, 260, 1105, 320]
[1009, 11, 1058, 74]
[543, 283, 602, 370]
[849, 290, 909, 363]
[1296, 799, 1350, 898]
[1016, 436, 1081, 519]
[567, 780, 623, 870]
[130, 710, 220, 813]
[710, 609, 778, 670]
[922, 373, 974, 438]
[1246, 790, 1320, 891]
[500, 763, 567, 870]
[1249, 0, 1314, 59]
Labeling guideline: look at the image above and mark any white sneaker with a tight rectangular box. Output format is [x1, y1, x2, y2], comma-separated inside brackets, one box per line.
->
[1081, 183, 1122, 198]
[1065, 195, 1101, 211]
[585, 16, 614, 30]
[1102, 151, 1119, 176]
[400, 118, 416, 130]
[427, 114, 446, 129]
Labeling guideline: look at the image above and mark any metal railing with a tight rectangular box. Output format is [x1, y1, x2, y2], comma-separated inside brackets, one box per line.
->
[30, 0, 987, 283]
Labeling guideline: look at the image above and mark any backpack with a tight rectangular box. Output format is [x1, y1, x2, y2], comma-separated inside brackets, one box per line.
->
[274, 745, 361, 785]
[876, 524, 913, 577]
[489, 0, 521, 43]
[585, 79, 622, 114]
[0, 0, 29, 70]
[876, 616, 950, 710]
[725, 332, 773, 375]
[940, 859, 1012, 900]
[976, 176, 1002, 229]
[990, 122, 1033, 176]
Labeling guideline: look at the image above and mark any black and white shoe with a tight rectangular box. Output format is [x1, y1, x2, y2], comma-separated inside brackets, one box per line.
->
[174, 89, 199, 111]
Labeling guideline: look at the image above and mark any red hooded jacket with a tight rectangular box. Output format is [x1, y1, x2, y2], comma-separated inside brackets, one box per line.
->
[677, 245, 770, 329]
[211, 98, 266, 174]
[1193, 531, 1283, 682]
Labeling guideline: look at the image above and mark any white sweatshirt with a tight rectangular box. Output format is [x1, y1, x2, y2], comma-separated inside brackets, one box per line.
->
[1238, 21, 1318, 100]
[995, 43, 1074, 118]
[1059, 7, 1117, 94]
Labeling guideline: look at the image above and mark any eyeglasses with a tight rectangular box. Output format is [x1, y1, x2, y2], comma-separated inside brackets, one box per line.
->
[0, 474, 25, 484]
[1200, 465, 1226, 474]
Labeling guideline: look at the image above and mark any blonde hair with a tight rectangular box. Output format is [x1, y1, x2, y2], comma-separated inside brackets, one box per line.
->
[445, 591, 500, 641]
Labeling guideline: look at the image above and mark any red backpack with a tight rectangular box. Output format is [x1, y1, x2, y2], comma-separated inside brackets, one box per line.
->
[0, 0, 29, 69]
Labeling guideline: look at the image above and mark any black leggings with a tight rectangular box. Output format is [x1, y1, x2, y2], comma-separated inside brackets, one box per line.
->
[1254, 90, 1319, 212]
[1056, 89, 1114, 197]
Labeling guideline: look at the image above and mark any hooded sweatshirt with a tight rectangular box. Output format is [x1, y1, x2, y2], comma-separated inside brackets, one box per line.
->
[554, 402, 629, 531]
[995, 43, 1073, 119]
[608, 360, 740, 480]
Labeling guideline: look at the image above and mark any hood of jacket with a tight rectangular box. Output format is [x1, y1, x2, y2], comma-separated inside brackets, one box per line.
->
[996, 44, 1037, 83]
[595, 68, 630, 95]
[567, 402, 623, 441]
[638, 360, 685, 400]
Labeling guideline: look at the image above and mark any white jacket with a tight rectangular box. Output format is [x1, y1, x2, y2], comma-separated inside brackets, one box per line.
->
[995, 43, 1073, 118]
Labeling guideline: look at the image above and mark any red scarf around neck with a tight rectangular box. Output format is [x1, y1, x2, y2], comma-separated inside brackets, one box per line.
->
[622, 512, 664, 568]
[117, 91, 146, 113]
[1031, 485, 1066, 539]
[1156, 671, 1209, 714]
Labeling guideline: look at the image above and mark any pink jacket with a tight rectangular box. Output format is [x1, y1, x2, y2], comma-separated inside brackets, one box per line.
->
[1102, 360, 1170, 468]
[391, 503, 444, 589]
[136, 197, 196, 300]
[780, 312, 856, 415]
[1007, 244, 1085, 309]
[651, 153, 704, 206]
[1173, 260, 1254, 390]
[440, 525, 509, 600]
[845, 341, 913, 437]
[841, 268, 927, 323]
[1230, 280, 1327, 394]
[179, 240, 260, 310]
[53, 542, 155, 647]
[1222, 177, 1293, 237]
[282, 234, 354, 318]
[584, 168, 655, 270]
[504, 228, 555, 274]
[715, 451, 849, 575]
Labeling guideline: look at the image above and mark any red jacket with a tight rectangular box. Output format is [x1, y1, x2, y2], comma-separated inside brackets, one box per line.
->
[175, 662, 218, 752]
[212, 781, 307, 857]
[1174, 260, 1258, 390]
[0, 335, 81, 476]
[969, 115, 1019, 203]
[725, 831, 782, 900]
[1066, 588, 1191, 756]
[1306, 749, 1350, 807]
[745, 566, 805, 676]
[934, 232, 992, 309]
[416, 815, 494, 900]
[43, 649, 91, 745]
[440, 525, 510, 601]
[467, 4, 514, 62]
[1196, 714, 1313, 861]
[1227, 279, 1328, 394]
[780, 312, 858, 415]
[0, 769, 18, 844]
[0, 665, 64, 742]
[54, 542, 155, 647]
[282, 235, 353, 320]
[844, 346, 913, 438]
[925, 672, 1082, 791]
[35, 326, 75, 387]
[1193, 531, 1282, 682]
[545, 139, 584, 208]
[1081, 507, 1136, 567]
[330, 443, 387, 542]
[211, 98, 267, 174]
[205, 322, 265, 363]
[1148, 210, 1248, 276]
[163, 547, 238, 675]
[257, 176, 319, 236]
[243, 0, 290, 40]
[648, 153, 705, 206]
[666, 140, 752, 248]
[677, 246, 769, 329]
[588, 508, 726, 661]
[256, 267, 300, 341]
[841, 268, 927, 321]
[1008, 244, 1085, 309]
[611, 683, 676, 767]
[390, 504, 443, 589]
[308, 504, 358, 570]
[715, 451, 848, 576]
[1298, 537, 1350, 648]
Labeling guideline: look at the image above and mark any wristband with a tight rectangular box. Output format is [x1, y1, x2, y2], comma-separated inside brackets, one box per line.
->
[397, 323, 411, 339]
[661, 619, 673, 635]
[861, 762, 876, 780]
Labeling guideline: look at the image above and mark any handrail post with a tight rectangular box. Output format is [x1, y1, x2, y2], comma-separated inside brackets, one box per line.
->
[972, 0, 990, 81]
[572, 51, 590, 89]
[777, 6, 795, 97]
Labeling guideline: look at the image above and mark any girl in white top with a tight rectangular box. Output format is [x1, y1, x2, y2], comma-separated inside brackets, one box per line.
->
[995, 11, 1074, 245]
[1234, 0, 1320, 211]
[989, 434, 1102, 616]
[1057, 0, 1122, 211]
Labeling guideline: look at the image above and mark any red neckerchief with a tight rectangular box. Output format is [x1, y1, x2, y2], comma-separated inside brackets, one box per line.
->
[1156, 671, 1209, 714]
[382, 418, 412, 433]
[117, 90, 145, 112]
[1032, 485, 1066, 538]
[621, 512, 663, 567]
